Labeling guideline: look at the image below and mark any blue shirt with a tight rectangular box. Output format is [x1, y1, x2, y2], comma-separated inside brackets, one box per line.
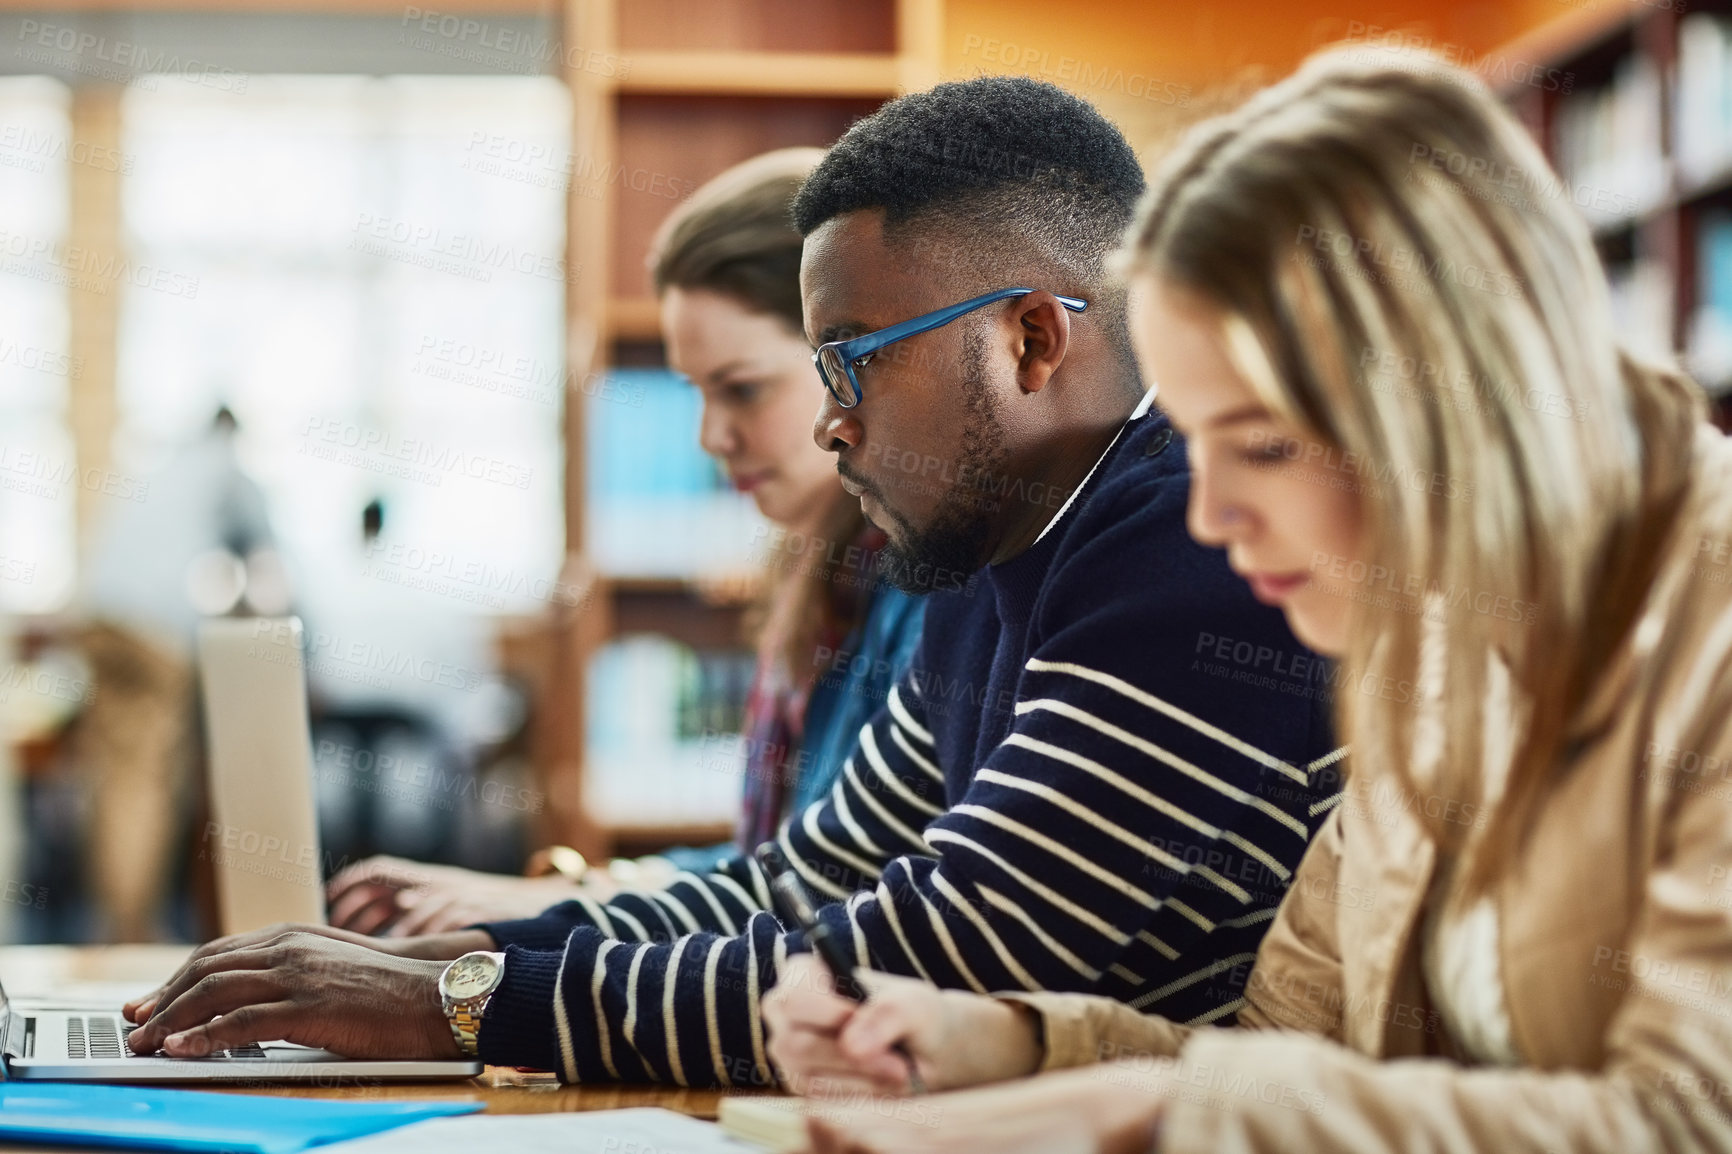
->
[658, 584, 924, 874]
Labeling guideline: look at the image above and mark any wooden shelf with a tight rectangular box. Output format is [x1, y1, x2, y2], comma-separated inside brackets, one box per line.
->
[618, 51, 902, 97]
[540, 0, 942, 858]
[610, 93, 886, 297]
[1492, 3, 1732, 431]
[1582, 169, 1732, 244]
[606, 573, 753, 597]
[1586, 196, 1667, 241]
[606, 575, 753, 651]
[616, 0, 895, 55]
[1489, 4, 1639, 92]
[607, 821, 736, 858]
[1681, 160, 1732, 209]
[609, 295, 662, 340]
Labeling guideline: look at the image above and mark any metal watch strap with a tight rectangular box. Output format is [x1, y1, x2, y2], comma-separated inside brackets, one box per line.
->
[447, 994, 489, 1058]
[441, 951, 505, 1059]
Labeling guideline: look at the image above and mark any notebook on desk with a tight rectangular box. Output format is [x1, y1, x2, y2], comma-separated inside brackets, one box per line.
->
[0, 1081, 478, 1153]
[718, 1097, 810, 1153]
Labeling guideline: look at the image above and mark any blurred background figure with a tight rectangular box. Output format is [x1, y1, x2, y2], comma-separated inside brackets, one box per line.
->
[326, 149, 928, 936]
[297, 493, 516, 875]
[76, 406, 281, 942]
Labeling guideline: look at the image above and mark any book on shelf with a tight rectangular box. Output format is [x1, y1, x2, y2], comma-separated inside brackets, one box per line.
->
[1689, 209, 1732, 392]
[1677, 12, 1732, 190]
[1553, 53, 1665, 227]
[584, 634, 753, 828]
[587, 368, 771, 579]
[1605, 258, 1676, 365]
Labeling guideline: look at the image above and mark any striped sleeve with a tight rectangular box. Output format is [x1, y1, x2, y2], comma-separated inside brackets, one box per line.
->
[476, 437, 1339, 1083]
[802, 456, 1341, 1026]
[480, 674, 945, 954]
[476, 670, 949, 1086]
[476, 643, 1333, 1084]
[874, 656, 1341, 1024]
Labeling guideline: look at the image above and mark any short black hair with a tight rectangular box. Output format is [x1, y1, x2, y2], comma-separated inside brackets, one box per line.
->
[793, 75, 1146, 356]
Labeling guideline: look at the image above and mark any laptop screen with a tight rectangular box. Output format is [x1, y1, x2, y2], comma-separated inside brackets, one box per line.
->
[0, 970, 11, 1059]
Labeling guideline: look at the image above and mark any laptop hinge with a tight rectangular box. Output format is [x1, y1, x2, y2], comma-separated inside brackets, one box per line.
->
[0, 1010, 17, 1077]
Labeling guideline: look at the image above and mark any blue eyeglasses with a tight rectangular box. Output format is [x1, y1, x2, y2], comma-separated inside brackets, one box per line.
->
[812, 287, 1088, 409]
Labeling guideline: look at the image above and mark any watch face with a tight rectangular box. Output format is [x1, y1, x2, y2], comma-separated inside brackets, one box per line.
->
[444, 953, 501, 1000]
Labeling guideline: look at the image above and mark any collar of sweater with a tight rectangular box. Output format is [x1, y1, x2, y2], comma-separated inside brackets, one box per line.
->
[986, 387, 1159, 626]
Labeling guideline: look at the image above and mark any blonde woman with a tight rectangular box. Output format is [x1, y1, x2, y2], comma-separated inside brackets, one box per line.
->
[762, 46, 1732, 1153]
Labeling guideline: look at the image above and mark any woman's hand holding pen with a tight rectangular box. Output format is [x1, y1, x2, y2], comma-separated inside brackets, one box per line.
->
[763, 954, 1044, 1096]
[794, 1067, 1164, 1154]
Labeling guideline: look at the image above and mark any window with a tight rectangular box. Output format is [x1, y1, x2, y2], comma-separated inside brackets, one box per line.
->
[117, 74, 567, 615]
[0, 77, 75, 613]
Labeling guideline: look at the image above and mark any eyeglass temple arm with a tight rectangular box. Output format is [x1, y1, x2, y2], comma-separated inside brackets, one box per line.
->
[843, 288, 1089, 359]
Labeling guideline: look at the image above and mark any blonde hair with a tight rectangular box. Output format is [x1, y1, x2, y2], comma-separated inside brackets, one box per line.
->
[1121, 45, 1704, 884]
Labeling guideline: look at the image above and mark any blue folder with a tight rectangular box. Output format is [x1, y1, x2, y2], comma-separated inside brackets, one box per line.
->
[0, 1082, 481, 1152]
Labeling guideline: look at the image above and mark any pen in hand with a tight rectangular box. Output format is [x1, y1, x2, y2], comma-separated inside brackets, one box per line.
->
[754, 842, 927, 1095]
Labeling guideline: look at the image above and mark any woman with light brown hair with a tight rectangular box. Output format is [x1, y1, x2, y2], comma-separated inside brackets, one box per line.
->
[762, 46, 1732, 1152]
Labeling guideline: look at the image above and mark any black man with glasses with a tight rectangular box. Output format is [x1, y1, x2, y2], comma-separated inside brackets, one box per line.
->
[122, 77, 1340, 1088]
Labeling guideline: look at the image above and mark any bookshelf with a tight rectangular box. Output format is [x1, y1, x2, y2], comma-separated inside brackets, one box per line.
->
[545, 0, 943, 859]
[1494, 0, 1732, 420]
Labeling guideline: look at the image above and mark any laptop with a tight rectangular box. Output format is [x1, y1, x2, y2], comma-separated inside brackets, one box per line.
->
[0, 967, 481, 1080]
[0, 616, 483, 1082]
[198, 615, 328, 934]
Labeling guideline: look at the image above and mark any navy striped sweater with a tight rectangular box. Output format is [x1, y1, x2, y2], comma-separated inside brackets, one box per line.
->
[476, 396, 1344, 1086]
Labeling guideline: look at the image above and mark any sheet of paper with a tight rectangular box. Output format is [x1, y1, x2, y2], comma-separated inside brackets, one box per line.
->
[319, 1107, 765, 1154]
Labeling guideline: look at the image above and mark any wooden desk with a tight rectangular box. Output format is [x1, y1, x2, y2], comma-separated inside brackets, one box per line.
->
[0, 945, 764, 1150]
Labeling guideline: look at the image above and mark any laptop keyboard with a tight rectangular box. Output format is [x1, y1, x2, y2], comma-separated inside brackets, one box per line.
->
[65, 1016, 268, 1060]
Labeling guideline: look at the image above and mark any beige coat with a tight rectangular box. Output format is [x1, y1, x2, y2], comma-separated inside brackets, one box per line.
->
[1005, 425, 1732, 1152]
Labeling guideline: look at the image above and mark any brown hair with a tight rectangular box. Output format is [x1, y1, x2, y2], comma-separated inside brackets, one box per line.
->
[1121, 45, 1703, 890]
[651, 148, 873, 679]
[651, 147, 825, 333]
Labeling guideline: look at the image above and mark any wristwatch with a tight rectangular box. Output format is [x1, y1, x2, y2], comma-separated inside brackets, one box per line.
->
[439, 950, 507, 1058]
[524, 844, 589, 883]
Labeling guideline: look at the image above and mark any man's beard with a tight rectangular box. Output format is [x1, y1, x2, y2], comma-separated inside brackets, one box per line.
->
[871, 329, 1008, 596]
